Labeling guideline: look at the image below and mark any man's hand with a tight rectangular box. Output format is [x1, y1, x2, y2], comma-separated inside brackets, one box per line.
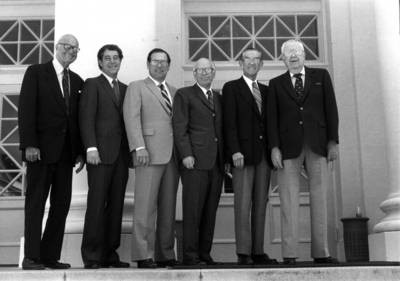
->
[271, 147, 283, 169]
[136, 149, 150, 166]
[327, 141, 338, 162]
[86, 150, 101, 165]
[232, 152, 244, 169]
[182, 156, 195, 169]
[25, 147, 41, 162]
[75, 155, 85, 173]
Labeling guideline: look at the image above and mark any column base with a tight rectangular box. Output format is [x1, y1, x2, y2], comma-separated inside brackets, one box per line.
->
[369, 231, 400, 261]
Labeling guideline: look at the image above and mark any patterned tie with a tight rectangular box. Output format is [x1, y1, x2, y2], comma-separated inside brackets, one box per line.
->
[251, 81, 262, 113]
[293, 73, 304, 99]
[112, 79, 120, 105]
[62, 68, 70, 113]
[158, 84, 172, 115]
[206, 90, 214, 109]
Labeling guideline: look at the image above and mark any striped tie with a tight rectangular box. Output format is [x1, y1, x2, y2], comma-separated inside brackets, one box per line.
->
[158, 84, 172, 115]
[112, 79, 120, 105]
[251, 81, 262, 113]
[206, 90, 214, 109]
[62, 68, 70, 113]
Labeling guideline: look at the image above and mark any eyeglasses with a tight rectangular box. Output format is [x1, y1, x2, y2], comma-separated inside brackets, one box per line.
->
[195, 67, 214, 74]
[150, 59, 169, 66]
[283, 49, 304, 57]
[59, 43, 80, 52]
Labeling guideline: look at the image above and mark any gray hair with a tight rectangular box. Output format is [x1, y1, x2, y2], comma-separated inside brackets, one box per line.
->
[281, 39, 304, 55]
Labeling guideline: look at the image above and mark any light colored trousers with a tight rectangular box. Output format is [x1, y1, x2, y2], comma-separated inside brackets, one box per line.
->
[278, 146, 330, 258]
[131, 158, 179, 261]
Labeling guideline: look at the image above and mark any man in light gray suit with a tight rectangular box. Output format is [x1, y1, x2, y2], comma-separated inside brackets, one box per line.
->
[123, 48, 179, 268]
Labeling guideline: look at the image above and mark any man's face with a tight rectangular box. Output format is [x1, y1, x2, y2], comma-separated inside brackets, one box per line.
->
[194, 58, 215, 89]
[282, 42, 305, 73]
[147, 52, 170, 82]
[99, 49, 121, 79]
[239, 49, 263, 80]
[56, 35, 79, 67]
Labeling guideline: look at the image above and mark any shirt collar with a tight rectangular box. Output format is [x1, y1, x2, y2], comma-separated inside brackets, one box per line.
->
[53, 59, 66, 75]
[196, 83, 213, 96]
[242, 75, 257, 90]
[102, 72, 118, 85]
[148, 75, 166, 88]
[289, 67, 305, 78]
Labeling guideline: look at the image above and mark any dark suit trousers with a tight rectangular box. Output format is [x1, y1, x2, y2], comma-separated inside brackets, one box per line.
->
[81, 150, 128, 265]
[232, 156, 271, 255]
[182, 164, 223, 262]
[24, 138, 73, 261]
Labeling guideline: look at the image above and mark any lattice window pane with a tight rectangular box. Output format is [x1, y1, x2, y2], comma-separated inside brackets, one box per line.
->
[187, 13, 321, 62]
[0, 18, 54, 65]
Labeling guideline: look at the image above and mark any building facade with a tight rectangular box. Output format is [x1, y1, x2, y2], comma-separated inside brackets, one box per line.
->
[0, 0, 399, 265]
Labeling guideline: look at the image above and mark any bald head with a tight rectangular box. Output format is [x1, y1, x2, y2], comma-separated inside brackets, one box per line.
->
[55, 34, 79, 68]
[193, 58, 216, 89]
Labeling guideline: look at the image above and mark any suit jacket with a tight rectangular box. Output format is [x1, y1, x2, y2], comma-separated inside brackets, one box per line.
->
[79, 74, 130, 164]
[172, 84, 224, 170]
[123, 77, 176, 165]
[18, 60, 84, 164]
[267, 67, 339, 160]
[222, 77, 272, 167]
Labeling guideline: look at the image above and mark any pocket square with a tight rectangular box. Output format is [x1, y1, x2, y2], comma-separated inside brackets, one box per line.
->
[314, 82, 322, 86]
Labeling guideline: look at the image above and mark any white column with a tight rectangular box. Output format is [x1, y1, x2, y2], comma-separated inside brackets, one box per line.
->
[54, 0, 183, 265]
[369, 0, 400, 262]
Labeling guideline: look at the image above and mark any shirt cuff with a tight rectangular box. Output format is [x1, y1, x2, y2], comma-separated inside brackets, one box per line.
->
[87, 147, 98, 152]
[136, 146, 146, 151]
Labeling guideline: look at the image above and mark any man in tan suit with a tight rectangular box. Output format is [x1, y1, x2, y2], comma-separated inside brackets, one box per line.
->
[123, 48, 179, 268]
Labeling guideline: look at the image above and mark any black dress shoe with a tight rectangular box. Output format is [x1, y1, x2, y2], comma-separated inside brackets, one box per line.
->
[157, 259, 179, 267]
[314, 256, 339, 264]
[237, 254, 253, 265]
[182, 259, 206, 266]
[201, 258, 222, 265]
[283, 258, 296, 265]
[103, 261, 130, 268]
[42, 260, 71, 269]
[84, 263, 101, 269]
[137, 258, 157, 268]
[22, 257, 45, 270]
[252, 254, 279, 265]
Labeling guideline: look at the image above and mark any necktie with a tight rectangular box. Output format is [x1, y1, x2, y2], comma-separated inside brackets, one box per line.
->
[293, 73, 304, 99]
[158, 84, 172, 115]
[206, 90, 214, 109]
[251, 81, 262, 113]
[112, 79, 120, 105]
[62, 68, 70, 113]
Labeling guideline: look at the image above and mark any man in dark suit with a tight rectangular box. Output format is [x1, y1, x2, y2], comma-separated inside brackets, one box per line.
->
[267, 39, 339, 265]
[173, 58, 223, 266]
[80, 44, 130, 269]
[123, 48, 179, 268]
[18, 34, 84, 270]
[222, 48, 277, 265]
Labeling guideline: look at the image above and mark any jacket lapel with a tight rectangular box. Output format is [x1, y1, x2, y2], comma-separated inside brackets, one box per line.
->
[45, 61, 67, 111]
[237, 77, 262, 120]
[144, 77, 170, 115]
[193, 84, 214, 112]
[98, 74, 120, 108]
[302, 66, 312, 102]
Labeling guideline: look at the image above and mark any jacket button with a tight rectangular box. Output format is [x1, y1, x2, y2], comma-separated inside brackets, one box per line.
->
[214, 138, 218, 142]
[299, 121, 303, 125]
[259, 135, 263, 140]
[212, 113, 216, 117]
[300, 107, 303, 111]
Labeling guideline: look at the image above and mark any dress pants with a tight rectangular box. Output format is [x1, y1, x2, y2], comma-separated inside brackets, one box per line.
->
[278, 146, 330, 258]
[233, 156, 270, 255]
[181, 164, 223, 263]
[81, 151, 128, 265]
[24, 139, 73, 261]
[131, 157, 178, 261]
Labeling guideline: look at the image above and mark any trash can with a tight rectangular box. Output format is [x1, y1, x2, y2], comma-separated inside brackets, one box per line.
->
[341, 217, 369, 262]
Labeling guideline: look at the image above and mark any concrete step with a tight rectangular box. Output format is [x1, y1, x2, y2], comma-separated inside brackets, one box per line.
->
[1, 266, 400, 281]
